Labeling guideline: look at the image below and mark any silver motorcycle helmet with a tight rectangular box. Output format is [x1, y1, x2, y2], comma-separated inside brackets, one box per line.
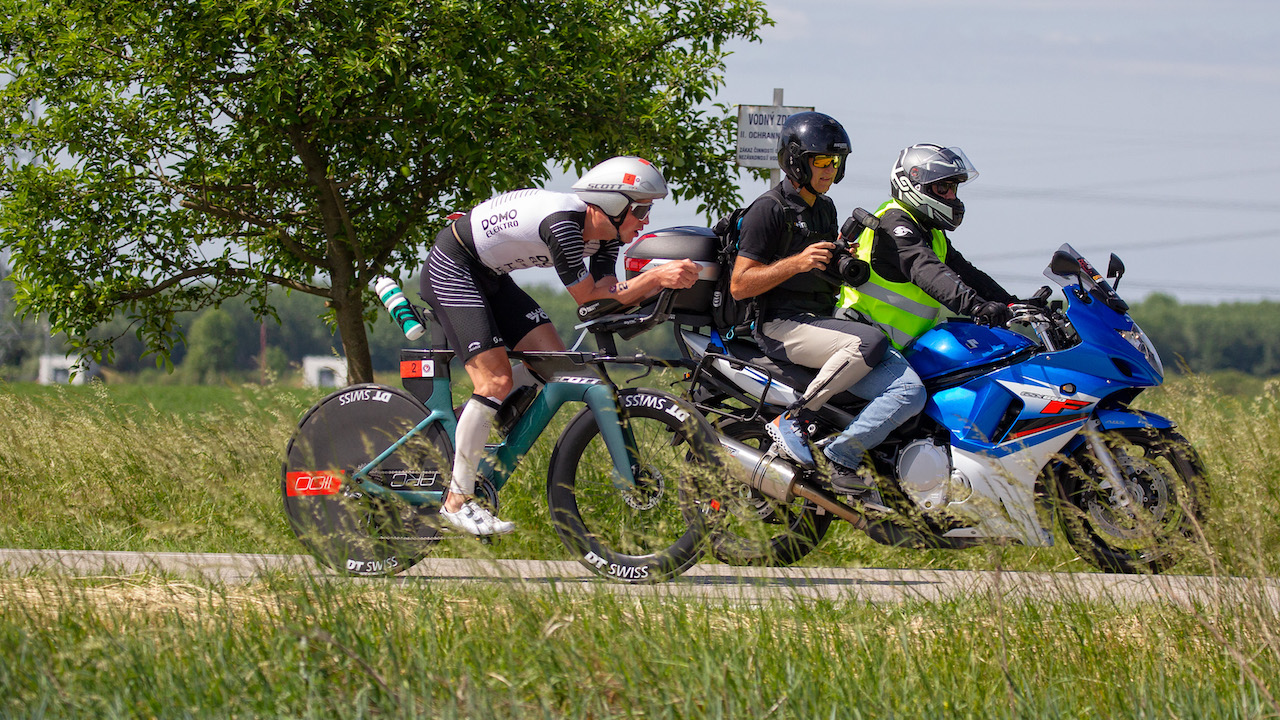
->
[571, 156, 669, 221]
[890, 144, 978, 231]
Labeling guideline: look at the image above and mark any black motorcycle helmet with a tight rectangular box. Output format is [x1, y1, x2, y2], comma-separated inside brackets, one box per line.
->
[776, 111, 851, 195]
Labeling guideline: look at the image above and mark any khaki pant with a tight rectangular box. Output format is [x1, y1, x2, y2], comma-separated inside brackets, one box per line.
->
[758, 313, 888, 412]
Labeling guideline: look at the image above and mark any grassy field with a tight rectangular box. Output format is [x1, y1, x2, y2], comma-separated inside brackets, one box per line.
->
[2, 373, 1277, 575]
[3, 573, 1279, 718]
[2, 374, 1280, 716]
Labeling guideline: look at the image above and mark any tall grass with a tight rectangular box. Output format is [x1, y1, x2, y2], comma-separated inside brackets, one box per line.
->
[3, 376, 1280, 716]
[0, 382, 307, 554]
[3, 374, 1280, 576]
[2, 573, 1278, 718]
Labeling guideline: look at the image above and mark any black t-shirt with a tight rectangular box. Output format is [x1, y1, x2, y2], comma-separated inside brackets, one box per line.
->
[870, 208, 1015, 314]
[736, 182, 840, 319]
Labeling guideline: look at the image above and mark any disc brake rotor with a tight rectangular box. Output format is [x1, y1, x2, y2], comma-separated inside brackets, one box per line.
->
[1088, 446, 1171, 539]
[622, 466, 664, 510]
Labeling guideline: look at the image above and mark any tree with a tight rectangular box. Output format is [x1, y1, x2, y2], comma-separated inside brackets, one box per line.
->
[0, 0, 769, 382]
[183, 307, 238, 383]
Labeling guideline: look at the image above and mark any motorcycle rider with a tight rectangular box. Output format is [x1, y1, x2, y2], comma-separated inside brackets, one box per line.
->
[420, 156, 700, 535]
[730, 112, 926, 505]
[836, 144, 1016, 347]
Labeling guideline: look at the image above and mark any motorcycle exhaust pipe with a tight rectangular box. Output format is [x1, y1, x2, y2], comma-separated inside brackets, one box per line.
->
[717, 433, 868, 529]
[717, 434, 798, 503]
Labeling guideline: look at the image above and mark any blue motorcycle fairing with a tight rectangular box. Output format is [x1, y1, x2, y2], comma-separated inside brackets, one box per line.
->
[1051, 299, 1163, 386]
[1054, 408, 1177, 460]
[922, 343, 1172, 459]
[907, 322, 1037, 382]
[1093, 407, 1175, 431]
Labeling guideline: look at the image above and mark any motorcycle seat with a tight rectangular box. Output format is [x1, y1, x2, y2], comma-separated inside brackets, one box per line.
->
[721, 338, 861, 408]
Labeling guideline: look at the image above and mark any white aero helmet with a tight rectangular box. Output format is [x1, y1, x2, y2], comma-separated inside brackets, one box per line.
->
[571, 156, 668, 220]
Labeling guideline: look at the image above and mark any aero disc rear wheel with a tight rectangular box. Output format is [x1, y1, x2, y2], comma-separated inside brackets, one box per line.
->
[282, 384, 450, 576]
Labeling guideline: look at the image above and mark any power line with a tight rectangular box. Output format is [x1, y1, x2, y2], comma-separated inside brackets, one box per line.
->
[994, 272, 1280, 301]
[967, 228, 1278, 263]
[839, 175, 1280, 215]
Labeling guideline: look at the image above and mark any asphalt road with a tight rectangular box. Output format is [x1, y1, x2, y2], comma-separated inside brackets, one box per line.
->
[2, 548, 1276, 608]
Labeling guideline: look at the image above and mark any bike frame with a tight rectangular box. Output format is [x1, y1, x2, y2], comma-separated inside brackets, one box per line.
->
[343, 343, 642, 509]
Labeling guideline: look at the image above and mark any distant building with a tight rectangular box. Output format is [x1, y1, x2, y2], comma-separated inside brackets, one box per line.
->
[37, 354, 96, 385]
[302, 356, 347, 388]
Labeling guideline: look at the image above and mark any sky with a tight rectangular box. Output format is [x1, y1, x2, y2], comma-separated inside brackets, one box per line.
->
[527, 0, 1280, 305]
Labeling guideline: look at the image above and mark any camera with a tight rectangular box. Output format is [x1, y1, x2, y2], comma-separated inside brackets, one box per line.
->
[819, 208, 878, 287]
[828, 237, 869, 286]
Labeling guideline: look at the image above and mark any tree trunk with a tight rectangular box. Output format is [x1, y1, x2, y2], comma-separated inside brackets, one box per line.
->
[334, 285, 375, 384]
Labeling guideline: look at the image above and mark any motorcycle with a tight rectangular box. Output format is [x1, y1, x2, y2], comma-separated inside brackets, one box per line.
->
[620, 231, 1209, 573]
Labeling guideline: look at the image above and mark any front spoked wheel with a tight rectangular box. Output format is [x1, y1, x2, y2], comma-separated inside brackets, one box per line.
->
[1057, 427, 1209, 574]
[707, 418, 832, 566]
[547, 389, 721, 583]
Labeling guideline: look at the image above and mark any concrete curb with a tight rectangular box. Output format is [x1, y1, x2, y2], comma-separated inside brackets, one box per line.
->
[2, 548, 1276, 606]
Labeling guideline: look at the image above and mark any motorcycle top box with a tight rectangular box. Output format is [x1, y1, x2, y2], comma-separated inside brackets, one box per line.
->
[623, 225, 720, 325]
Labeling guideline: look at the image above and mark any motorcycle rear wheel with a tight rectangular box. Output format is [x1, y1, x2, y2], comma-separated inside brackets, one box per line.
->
[1056, 427, 1209, 574]
[706, 418, 833, 567]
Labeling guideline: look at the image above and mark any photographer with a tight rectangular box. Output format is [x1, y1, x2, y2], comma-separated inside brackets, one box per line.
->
[730, 112, 925, 504]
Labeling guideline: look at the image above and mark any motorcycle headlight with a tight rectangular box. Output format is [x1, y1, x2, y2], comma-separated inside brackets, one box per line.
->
[1118, 325, 1163, 377]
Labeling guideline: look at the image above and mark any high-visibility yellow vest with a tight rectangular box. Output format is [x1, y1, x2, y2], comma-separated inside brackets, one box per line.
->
[836, 199, 949, 349]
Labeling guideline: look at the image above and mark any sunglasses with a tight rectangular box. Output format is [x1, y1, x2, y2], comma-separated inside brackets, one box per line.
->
[931, 179, 960, 195]
[811, 154, 843, 169]
[628, 202, 653, 222]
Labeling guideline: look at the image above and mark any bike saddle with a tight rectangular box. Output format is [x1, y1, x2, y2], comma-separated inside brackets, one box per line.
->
[718, 338, 861, 408]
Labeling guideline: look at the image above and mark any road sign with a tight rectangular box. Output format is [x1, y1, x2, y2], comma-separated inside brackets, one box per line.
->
[735, 104, 813, 168]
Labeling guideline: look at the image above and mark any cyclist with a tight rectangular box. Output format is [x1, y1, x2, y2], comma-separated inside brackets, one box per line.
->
[836, 144, 1016, 348]
[420, 156, 700, 536]
[731, 112, 925, 506]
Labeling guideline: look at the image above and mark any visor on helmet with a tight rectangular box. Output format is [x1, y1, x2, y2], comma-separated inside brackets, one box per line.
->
[905, 147, 979, 188]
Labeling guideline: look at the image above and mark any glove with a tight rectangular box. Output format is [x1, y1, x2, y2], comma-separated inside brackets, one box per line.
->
[972, 301, 1013, 328]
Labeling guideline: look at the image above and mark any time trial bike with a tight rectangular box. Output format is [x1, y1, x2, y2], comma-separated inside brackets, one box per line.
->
[280, 289, 724, 583]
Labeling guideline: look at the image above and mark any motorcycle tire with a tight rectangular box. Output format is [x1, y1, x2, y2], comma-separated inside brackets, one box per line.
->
[1056, 427, 1209, 574]
[706, 418, 833, 567]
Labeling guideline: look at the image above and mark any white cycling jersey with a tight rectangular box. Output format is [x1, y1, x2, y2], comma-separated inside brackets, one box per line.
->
[461, 189, 619, 287]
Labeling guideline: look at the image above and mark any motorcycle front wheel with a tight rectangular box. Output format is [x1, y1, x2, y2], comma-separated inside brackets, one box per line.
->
[1056, 427, 1209, 574]
[705, 418, 833, 567]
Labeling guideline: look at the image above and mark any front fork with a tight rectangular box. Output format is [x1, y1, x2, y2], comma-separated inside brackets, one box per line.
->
[543, 382, 639, 489]
[1084, 418, 1140, 511]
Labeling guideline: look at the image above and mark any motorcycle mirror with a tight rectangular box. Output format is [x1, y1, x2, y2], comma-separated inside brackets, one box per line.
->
[1107, 253, 1125, 286]
[1049, 251, 1081, 278]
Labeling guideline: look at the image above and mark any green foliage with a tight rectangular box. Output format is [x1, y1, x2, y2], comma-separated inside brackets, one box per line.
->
[0, 0, 770, 383]
[1131, 294, 1280, 375]
[183, 308, 238, 382]
[0, 257, 51, 378]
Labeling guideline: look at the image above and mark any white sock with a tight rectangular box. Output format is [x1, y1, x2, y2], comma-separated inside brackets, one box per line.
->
[450, 394, 500, 496]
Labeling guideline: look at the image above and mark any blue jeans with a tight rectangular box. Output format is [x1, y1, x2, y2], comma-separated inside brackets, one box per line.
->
[822, 349, 927, 468]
